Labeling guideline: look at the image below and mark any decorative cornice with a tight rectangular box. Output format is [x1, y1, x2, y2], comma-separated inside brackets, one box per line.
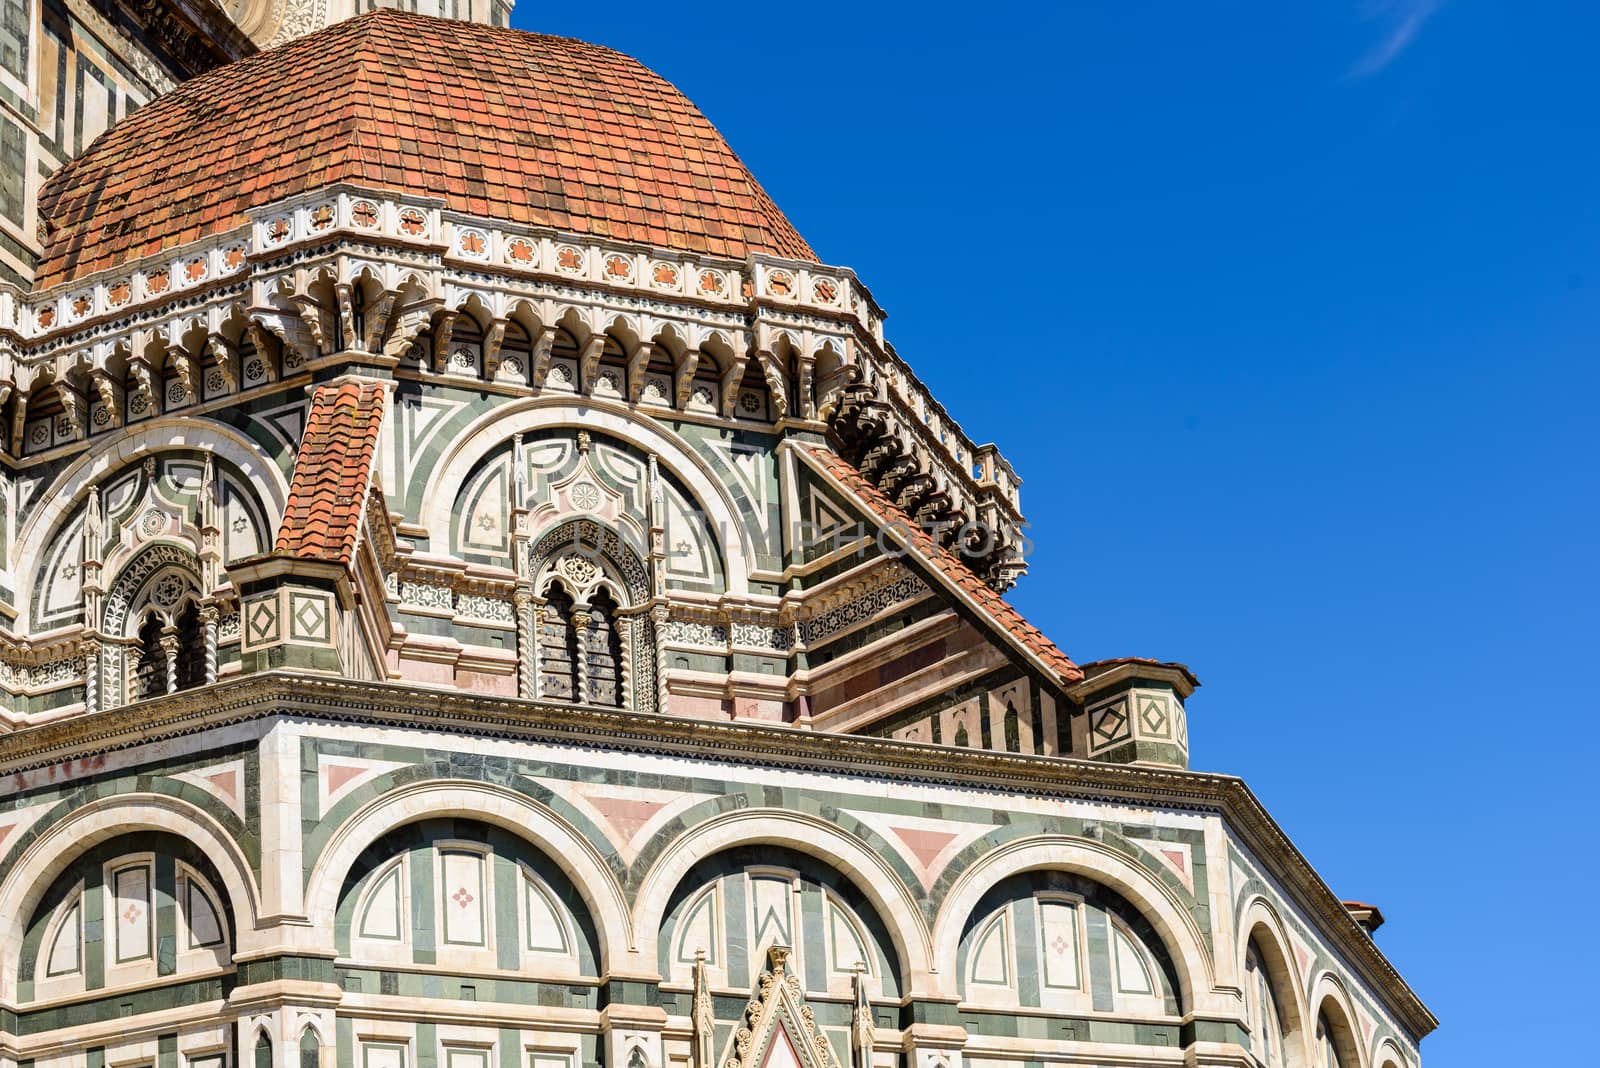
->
[0, 671, 1435, 1038]
[0, 184, 1024, 570]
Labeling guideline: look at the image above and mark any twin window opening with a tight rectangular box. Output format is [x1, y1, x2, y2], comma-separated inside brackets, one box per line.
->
[133, 601, 206, 699]
[536, 580, 624, 707]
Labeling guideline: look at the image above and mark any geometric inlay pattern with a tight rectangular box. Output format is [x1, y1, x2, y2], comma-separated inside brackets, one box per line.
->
[246, 597, 280, 646]
[289, 591, 331, 642]
[1088, 699, 1130, 752]
[1138, 694, 1170, 737]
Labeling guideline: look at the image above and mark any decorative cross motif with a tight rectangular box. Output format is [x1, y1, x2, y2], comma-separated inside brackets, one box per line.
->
[1051, 935, 1070, 955]
[451, 887, 474, 909]
[123, 904, 141, 924]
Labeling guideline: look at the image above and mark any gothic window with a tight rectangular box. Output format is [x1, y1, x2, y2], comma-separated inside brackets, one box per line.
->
[133, 599, 206, 700]
[134, 612, 168, 699]
[299, 1029, 320, 1068]
[585, 588, 623, 706]
[176, 600, 206, 690]
[538, 581, 579, 700]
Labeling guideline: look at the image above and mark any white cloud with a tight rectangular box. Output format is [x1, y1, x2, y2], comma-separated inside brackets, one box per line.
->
[1349, 0, 1444, 77]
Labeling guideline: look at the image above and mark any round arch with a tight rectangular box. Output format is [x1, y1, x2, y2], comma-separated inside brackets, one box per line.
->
[9, 418, 288, 625]
[632, 808, 931, 987]
[303, 780, 631, 972]
[1240, 896, 1312, 1066]
[1372, 1037, 1410, 1068]
[931, 834, 1217, 1012]
[1308, 972, 1369, 1068]
[421, 398, 754, 588]
[0, 793, 263, 1002]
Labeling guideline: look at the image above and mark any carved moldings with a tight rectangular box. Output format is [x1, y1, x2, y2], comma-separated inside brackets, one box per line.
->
[722, 946, 843, 1068]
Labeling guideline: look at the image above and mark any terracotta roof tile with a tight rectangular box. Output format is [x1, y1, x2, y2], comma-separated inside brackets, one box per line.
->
[802, 447, 1083, 686]
[276, 379, 386, 565]
[35, 9, 814, 288]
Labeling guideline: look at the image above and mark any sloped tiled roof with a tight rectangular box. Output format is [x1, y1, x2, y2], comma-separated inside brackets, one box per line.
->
[276, 379, 386, 564]
[802, 447, 1083, 685]
[35, 9, 814, 288]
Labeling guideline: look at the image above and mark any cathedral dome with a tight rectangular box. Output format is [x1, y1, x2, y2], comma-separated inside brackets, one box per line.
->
[34, 8, 815, 288]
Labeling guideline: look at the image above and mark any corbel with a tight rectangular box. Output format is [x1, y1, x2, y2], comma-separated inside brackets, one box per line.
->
[207, 336, 240, 394]
[672, 348, 700, 409]
[430, 311, 458, 373]
[53, 378, 87, 441]
[481, 318, 508, 379]
[577, 334, 606, 394]
[718, 338, 750, 419]
[626, 342, 653, 405]
[90, 369, 123, 429]
[362, 289, 398, 353]
[335, 282, 358, 352]
[528, 326, 558, 389]
[127, 357, 159, 417]
[166, 345, 199, 406]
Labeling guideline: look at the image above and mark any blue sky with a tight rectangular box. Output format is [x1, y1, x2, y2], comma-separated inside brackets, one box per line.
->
[514, 3, 1597, 1061]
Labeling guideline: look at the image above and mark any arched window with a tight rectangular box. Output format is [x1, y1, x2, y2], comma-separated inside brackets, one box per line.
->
[175, 600, 206, 691]
[1316, 1012, 1344, 1068]
[538, 581, 579, 700]
[1246, 943, 1287, 1067]
[585, 588, 623, 707]
[133, 601, 206, 700]
[299, 1028, 320, 1068]
[134, 611, 167, 699]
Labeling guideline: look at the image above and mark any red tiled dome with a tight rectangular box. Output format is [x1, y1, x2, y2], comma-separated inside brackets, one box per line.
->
[34, 9, 815, 289]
